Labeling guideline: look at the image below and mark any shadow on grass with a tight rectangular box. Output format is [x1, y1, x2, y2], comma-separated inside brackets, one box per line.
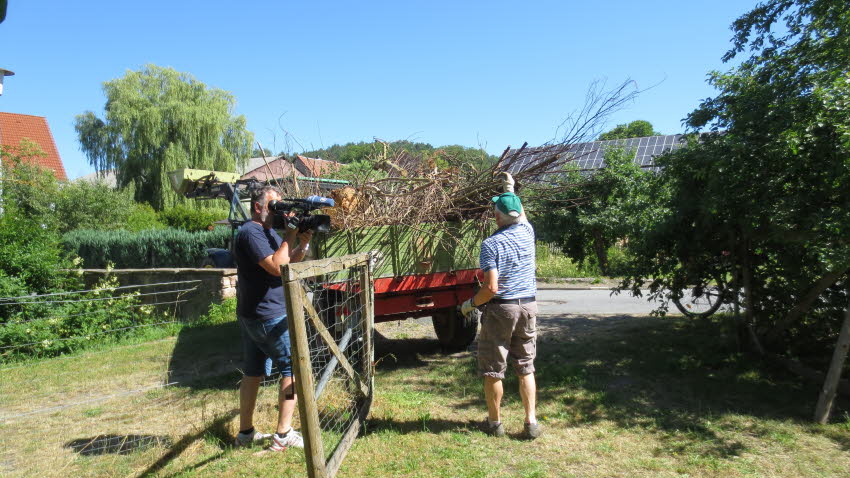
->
[165, 321, 244, 390]
[402, 313, 850, 459]
[165, 318, 447, 391]
[363, 416, 473, 436]
[373, 329, 441, 372]
[532, 314, 850, 458]
[136, 409, 238, 477]
[64, 434, 172, 456]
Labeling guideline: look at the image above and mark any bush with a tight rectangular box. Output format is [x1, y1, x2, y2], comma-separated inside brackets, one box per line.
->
[55, 180, 137, 233]
[0, 208, 76, 293]
[158, 205, 229, 232]
[62, 227, 231, 268]
[0, 275, 172, 362]
[126, 203, 166, 232]
[195, 298, 237, 326]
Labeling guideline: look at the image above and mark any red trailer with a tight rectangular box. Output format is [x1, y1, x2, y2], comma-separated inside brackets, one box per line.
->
[314, 221, 487, 350]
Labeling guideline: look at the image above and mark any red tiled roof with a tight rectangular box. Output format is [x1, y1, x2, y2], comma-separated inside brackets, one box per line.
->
[240, 157, 297, 181]
[295, 155, 342, 177]
[0, 112, 67, 181]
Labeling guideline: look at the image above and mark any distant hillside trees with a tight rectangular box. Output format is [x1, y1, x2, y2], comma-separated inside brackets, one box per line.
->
[75, 64, 253, 210]
[304, 140, 497, 180]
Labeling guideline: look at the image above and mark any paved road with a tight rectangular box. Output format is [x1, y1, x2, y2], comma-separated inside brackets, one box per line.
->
[535, 288, 733, 316]
[536, 288, 663, 315]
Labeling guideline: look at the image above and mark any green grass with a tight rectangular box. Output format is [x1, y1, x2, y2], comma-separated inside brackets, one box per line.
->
[1, 314, 849, 477]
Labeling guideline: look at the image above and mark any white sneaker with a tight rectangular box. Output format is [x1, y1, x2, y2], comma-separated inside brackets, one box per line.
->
[234, 429, 271, 447]
[268, 429, 304, 451]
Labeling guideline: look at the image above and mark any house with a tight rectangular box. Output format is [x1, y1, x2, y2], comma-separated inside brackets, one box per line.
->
[0, 112, 67, 181]
[74, 169, 118, 187]
[239, 154, 343, 180]
[239, 154, 347, 192]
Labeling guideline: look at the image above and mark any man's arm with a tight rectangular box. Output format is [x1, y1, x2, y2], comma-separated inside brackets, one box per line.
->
[473, 268, 498, 306]
[257, 228, 299, 277]
[461, 267, 498, 316]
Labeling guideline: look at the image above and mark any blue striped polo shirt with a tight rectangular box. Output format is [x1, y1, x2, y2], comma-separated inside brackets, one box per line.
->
[479, 221, 537, 299]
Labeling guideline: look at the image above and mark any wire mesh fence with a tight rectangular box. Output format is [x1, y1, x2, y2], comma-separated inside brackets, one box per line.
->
[0, 277, 202, 462]
[0, 279, 198, 364]
[283, 253, 374, 478]
[0, 259, 374, 475]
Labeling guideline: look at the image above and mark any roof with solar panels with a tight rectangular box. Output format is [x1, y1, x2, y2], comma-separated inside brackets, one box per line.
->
[504, 134, 688, 176]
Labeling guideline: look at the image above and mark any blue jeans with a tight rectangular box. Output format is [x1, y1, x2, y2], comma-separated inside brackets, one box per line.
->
[238, 314, 293, 377]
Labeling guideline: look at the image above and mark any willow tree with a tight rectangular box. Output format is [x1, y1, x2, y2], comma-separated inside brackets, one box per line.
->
[75, 64, 253, 209]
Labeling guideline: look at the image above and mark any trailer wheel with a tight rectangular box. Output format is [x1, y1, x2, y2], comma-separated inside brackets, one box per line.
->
[432, 307, 479, 352]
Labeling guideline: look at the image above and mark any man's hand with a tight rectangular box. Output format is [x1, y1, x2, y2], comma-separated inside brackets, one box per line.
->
[460, 298, 476, 317]
[297, 229, 314, 245]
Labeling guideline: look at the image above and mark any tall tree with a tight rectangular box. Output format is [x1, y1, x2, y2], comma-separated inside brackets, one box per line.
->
[598, 120, 660, 141]
[622, 0, 850, 355]
[75, 64, 253, 209]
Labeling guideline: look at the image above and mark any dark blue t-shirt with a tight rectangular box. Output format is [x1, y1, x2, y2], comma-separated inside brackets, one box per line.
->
[235, 221, 286, 320]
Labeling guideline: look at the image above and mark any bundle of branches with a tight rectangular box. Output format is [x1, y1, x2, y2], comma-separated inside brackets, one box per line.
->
[316, 80, 639, 232]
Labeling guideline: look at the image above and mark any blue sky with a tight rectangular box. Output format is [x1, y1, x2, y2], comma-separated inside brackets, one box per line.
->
[1, 1, 752, 179]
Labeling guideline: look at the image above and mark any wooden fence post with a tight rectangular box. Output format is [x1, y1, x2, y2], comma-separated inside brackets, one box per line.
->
[814, 291, 850, 424]
[283, 275, 327, 478]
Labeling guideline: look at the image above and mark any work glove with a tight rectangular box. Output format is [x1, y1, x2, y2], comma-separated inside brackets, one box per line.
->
[500, 172, 515, 193]
[460, 298, 477, 317]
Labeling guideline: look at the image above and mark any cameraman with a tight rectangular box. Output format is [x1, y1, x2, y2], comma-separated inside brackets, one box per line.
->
[233, 185, 312, 452]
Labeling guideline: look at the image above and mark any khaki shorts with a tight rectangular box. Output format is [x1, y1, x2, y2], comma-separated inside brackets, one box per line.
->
[477, 301, 537, 379]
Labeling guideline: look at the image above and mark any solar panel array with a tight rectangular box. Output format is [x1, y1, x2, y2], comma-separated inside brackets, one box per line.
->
[505, 134, 687, 175]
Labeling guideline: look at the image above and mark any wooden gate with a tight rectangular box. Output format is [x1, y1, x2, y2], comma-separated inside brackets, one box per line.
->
[282, 253, 374, 478]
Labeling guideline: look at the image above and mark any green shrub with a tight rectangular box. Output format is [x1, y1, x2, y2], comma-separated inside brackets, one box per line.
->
[126, 203, 166, 232]
[158, 205, 229, 232]
[195, 297, 237, 326]
[62, 227, 230, 268]
[0, 208, 76, 293]
[55, 180, 137, 233]
[0, 275, 171, 362]
[535, 242, 599, 278]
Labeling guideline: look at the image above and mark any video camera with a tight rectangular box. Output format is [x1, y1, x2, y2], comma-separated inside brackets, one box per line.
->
[268, 195, 335, 233]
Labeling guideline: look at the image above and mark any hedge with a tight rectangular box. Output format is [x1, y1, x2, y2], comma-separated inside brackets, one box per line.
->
[63, 227, 232, 268]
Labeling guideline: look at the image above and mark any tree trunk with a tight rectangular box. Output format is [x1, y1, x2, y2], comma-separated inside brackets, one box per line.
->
[740, 240, 763, 354]
[591, 229, 609, 276]
[814, 295, 850, 424]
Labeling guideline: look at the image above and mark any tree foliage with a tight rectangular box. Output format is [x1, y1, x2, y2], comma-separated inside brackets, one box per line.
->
[531, 147, 658, 276]
[598, 120, 661, 140]
[75, 64, 253, 210]
[0, 140, 60, 229]
[621, 0, 850, 357]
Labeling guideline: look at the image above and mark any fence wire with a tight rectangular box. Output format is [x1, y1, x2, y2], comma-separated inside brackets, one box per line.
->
[0, 279, 203, 461]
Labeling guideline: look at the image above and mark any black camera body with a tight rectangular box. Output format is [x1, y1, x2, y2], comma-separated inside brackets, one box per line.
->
[268, 195, 335, 233]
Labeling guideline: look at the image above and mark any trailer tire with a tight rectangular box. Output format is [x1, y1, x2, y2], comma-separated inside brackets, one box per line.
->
[432, 307, 479, 352]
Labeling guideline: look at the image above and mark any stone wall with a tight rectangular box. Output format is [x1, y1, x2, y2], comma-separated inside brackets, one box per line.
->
[81, 268, 237, 321]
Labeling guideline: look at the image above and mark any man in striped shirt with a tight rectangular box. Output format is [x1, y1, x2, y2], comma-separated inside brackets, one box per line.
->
[460, 190, 541, 439]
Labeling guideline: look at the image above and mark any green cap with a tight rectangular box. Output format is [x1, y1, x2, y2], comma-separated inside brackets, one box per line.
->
[491, 192, 522, 217]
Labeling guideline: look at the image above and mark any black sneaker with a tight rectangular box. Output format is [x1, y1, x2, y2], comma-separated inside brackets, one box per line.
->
[523, 422, 542, 439]
[480, 419, 505, 437]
